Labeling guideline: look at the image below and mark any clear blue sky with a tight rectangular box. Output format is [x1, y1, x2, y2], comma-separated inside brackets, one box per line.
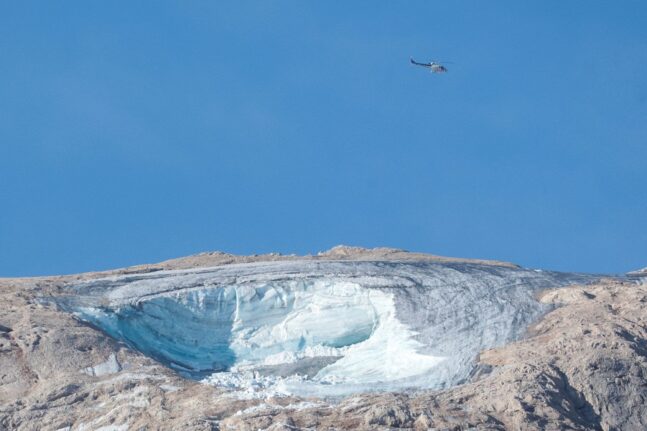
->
[1, 2, 646, 276]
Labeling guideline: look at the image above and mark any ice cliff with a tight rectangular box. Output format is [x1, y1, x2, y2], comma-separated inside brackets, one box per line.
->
[55, 260, 595, 396]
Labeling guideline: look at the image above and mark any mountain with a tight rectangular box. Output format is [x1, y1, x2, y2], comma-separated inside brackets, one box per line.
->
[628, 266, 647, 276]
[1, 247, 646, 430]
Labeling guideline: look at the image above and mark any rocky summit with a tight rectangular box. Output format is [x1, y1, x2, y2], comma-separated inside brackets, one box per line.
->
[1, 247, 646, 430]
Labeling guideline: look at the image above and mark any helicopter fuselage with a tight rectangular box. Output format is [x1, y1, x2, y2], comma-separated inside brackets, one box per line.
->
[430, 63, 447, 73]
[410, 58, 448, 73]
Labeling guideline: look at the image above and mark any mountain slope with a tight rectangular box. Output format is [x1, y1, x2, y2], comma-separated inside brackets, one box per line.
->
[0, 247, 645, 430]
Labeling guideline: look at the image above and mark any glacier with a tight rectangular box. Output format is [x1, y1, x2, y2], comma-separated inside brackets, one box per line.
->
[54, 260, 596, 396]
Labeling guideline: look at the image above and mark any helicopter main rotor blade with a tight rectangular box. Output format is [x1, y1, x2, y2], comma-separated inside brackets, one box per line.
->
[410, 58, 432, 67]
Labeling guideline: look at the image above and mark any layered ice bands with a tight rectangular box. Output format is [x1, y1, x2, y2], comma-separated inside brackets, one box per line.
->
[54, 261, 596, 396]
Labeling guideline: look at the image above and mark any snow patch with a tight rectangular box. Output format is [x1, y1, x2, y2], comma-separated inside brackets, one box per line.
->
[83, 353, 121, 377]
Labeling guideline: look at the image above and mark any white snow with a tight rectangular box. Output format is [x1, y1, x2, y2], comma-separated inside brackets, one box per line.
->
[93, 425, 129, 431]
[314, 289, 445, 383]
[83, 353, 121, 377]
[77, 423, 128, 431]
[160, 384, 181, 392]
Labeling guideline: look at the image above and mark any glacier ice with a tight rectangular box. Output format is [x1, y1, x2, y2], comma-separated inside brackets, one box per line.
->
[55, 260, 596, 396]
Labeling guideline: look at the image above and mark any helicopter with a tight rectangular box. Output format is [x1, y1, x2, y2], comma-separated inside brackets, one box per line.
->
[410, 58, 449, 73]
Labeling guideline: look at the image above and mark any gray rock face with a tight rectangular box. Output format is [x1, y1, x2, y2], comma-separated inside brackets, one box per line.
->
[0, 247, 646, 430]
